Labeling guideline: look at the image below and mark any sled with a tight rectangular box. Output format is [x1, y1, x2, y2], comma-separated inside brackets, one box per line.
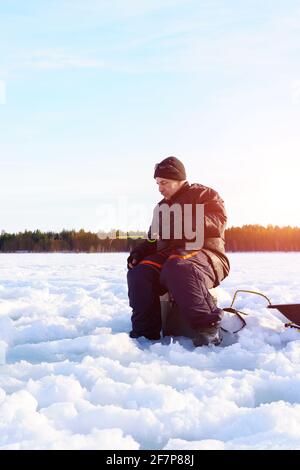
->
[226, 290, 300, 330]
[268, 304, 300, 329]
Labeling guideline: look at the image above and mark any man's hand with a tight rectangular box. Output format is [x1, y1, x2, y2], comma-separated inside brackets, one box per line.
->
[128, 259, 138, 269]
[127, 254, 140, 269]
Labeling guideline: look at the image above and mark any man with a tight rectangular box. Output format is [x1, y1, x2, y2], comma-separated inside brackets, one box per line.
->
[127, 156, 230, 346]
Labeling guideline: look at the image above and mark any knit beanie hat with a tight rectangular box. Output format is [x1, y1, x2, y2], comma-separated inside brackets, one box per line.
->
[154, 156, 186, 181]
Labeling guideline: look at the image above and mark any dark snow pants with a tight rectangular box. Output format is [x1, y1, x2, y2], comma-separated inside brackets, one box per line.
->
[127, 250, 224, 338]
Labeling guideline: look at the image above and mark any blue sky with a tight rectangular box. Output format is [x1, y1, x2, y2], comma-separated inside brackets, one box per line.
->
[0, 0, 299, 233]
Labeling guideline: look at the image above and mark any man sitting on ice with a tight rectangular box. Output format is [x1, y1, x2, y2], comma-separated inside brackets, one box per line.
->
[127, 156, 230, 346]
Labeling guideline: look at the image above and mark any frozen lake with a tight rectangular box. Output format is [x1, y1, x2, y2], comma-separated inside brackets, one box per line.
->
[0, 252, 300, 449]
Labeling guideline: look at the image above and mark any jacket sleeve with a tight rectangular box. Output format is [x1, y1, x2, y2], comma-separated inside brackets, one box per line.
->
[200, 188, 228, 238]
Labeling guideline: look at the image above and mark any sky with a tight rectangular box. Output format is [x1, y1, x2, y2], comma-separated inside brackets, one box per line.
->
[0, 0, 299, 233]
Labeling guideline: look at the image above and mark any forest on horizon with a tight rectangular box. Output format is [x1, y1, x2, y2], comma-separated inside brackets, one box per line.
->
[0, 225, 299, 253]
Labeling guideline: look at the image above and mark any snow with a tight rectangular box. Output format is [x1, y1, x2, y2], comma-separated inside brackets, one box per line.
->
[0, 252, 300, 450]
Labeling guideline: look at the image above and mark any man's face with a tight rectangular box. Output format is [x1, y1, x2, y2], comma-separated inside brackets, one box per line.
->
[155, 177, 184, 200]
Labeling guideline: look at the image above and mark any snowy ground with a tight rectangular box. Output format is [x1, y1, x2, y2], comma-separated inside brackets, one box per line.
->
[0, 252, 300, 450]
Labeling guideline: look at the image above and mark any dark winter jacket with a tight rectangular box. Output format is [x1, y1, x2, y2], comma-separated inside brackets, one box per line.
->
[129, 182, 230, 286]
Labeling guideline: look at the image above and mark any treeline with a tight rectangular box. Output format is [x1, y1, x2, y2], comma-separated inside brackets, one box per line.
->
[0, 225, 300, 253]
[225, 225, 300, 251]
[0, 229, 145, 253]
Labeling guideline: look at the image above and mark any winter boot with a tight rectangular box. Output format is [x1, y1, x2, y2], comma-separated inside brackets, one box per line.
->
[129, 331, 161, 341]
[192, 325, 221, 347]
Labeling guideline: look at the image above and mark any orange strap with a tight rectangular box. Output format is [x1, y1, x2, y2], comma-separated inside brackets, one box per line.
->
[168, 250, 200, 261]
[140, 251, 200, 269]
[139, 260, 163, 269]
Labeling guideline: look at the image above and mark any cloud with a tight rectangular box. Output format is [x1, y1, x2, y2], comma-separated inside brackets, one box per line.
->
[20, 51, 106, 70]
[0, 80, 6, 104]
